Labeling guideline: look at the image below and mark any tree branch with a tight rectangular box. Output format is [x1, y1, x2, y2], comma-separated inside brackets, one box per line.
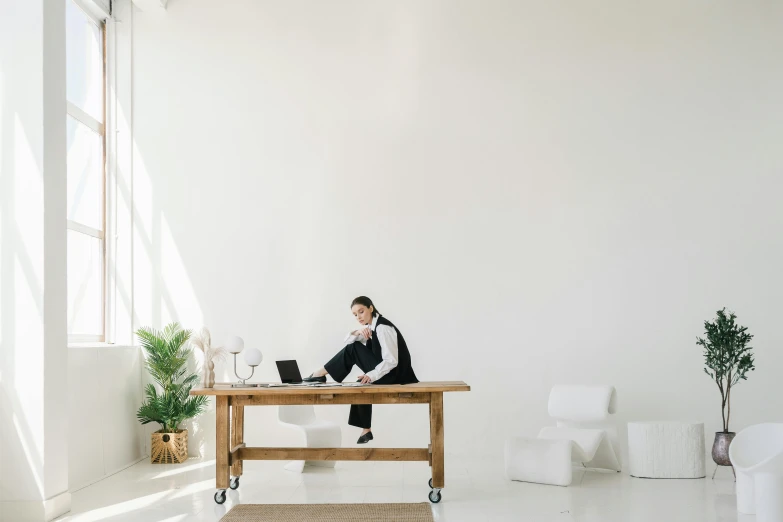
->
[726, 375, 732, 432]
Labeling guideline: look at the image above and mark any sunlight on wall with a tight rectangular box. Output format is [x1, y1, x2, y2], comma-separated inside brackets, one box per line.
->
[0, 71, 3, 351]
[13, 114, 44, 318]
[113, 96, 133, 344]
[133, 137, 207, 457]
[132, 141, 153, 328]
[14, 255, 44, 433]
[12, 413, 43, 497]
[161, 213, 203, 326]
[0, 199, 3, 354]
[13, 114, 43, 282]
[131, 141, 152, 236]
[0, 284, 2, 368]
[132, 140, 203, 329]
[11, 113, 45, 480]
[1, 36, 49, 503]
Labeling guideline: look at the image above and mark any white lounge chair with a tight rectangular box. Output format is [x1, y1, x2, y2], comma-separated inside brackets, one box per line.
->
[278, 405, 341, 473]
[505, 385, 621, 486]
[729, 423, 783, 522]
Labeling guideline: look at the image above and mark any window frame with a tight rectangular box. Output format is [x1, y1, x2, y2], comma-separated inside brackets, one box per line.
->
[66, 0, 109, 344]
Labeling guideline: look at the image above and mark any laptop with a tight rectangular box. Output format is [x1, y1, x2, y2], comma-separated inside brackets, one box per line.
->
[275, 360, 304, 384]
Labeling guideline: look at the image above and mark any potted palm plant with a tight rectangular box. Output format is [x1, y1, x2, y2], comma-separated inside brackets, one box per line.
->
[697, 308, 755, 468]
[136, 322, 209, 464]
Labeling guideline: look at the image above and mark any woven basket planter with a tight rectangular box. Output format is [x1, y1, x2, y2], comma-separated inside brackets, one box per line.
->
[151, 429, 188, 464]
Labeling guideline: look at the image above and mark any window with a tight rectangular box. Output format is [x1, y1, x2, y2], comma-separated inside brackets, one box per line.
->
[66, 0, 106, 342]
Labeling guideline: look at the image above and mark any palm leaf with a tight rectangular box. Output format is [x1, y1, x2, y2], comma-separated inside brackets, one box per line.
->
[136, 322, 204, 433]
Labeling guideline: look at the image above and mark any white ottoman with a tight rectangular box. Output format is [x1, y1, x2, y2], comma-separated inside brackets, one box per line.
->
[628, 422, 706, 479]
[505, 437, 573, 486]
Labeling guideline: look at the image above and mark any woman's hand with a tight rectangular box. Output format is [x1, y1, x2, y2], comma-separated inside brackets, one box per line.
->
[353, 327, 372, 340]
[358, 374, 373, 384]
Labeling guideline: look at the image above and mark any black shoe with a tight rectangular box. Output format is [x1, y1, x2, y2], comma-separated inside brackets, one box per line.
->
[357, 432, 374, 444]
[302, 374, 326, 383]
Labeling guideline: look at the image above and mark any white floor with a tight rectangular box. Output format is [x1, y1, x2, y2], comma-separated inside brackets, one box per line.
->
[55, 457, 746, 522]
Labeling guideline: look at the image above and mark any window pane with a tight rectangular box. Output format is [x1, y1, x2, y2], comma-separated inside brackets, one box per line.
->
[66, 0, 103, 122]
[67, 230, 103, 336]
[67, 116, 103, 230]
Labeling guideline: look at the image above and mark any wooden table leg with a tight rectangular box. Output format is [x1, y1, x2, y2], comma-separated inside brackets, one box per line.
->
[430, 392, 444, 489]
[231, 404, 244, 477]
[216, 395, 230, 490]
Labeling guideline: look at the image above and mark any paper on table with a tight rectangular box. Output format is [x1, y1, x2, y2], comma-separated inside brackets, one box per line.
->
[268, 382, 348, 388]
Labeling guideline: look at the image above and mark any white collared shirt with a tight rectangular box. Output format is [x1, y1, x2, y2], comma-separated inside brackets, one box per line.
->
[343, 315, 399, 382]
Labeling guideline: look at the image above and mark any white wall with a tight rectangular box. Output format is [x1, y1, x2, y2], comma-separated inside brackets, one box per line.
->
[0, 1, 71, 520]
[130, 0, 783, 461]
[67, 346, 144, 491]
[2, 2, 141, 519]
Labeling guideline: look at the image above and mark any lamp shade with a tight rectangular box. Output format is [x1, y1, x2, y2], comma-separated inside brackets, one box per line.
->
[243, 347, 263, 367]
[226, 336, 244, 354]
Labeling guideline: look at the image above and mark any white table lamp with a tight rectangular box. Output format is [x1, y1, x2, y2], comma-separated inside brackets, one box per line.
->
[226, 336, 244, 355]
[227, 336, 263, 387]
[244, 347, 263, 367]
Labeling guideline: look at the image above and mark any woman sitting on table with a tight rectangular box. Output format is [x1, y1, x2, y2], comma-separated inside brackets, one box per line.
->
[304, 296, 418, 444]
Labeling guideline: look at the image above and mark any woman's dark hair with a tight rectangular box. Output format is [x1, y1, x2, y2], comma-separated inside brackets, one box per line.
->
[351, 296, 379, 317]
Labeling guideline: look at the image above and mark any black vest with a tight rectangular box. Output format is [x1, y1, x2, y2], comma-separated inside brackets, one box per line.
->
[370, 316, 418, 385]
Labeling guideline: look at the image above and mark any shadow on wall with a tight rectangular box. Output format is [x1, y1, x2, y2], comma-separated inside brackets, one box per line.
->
[129, 140, 213, 457]
[0, 51, 206, 489]
[0, 53, 47, 501]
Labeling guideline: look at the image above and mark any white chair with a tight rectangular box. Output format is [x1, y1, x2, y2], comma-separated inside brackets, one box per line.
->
[505, 438, 573, 486]
[278, 405, 341, 473]
[729, 423, 783, 522]
[505, 385, 621, 486]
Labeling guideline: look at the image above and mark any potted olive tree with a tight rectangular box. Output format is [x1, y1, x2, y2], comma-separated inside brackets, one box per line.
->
[697, 308, 755, 469]
[136, 323, 209, 464]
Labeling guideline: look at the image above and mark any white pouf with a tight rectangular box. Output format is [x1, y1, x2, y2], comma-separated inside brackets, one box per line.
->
[505, 437, 573, 486]
[628, 422, 706, 479]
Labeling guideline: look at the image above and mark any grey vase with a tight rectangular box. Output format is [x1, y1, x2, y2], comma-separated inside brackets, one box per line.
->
[712, 431, 736, 466]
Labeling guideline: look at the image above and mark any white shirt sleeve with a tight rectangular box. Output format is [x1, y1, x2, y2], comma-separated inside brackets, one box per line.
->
[344, 330, 367, 345]
[365, 324, 399, 382]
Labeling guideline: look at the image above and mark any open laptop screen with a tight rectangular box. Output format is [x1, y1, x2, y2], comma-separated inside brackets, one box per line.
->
[275, 360, 303, 384]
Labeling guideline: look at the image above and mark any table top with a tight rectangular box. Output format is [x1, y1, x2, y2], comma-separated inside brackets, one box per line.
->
[190, 381, 470, 396]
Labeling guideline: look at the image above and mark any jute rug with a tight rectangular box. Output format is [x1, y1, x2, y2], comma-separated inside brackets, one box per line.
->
[220, 503, 434, 522]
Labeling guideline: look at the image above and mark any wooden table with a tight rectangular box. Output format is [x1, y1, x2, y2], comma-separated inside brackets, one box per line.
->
[191, 381, 470, 504]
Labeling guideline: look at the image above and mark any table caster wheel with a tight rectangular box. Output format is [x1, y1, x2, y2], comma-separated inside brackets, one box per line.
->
[428, 489, 442, 503]
[230, 477, 240, 490]
[428, 478, 433, 488]
[214, 490, 227, 504]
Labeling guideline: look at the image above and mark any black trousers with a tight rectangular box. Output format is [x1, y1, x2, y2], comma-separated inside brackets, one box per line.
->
[324, 341, 395, 429]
